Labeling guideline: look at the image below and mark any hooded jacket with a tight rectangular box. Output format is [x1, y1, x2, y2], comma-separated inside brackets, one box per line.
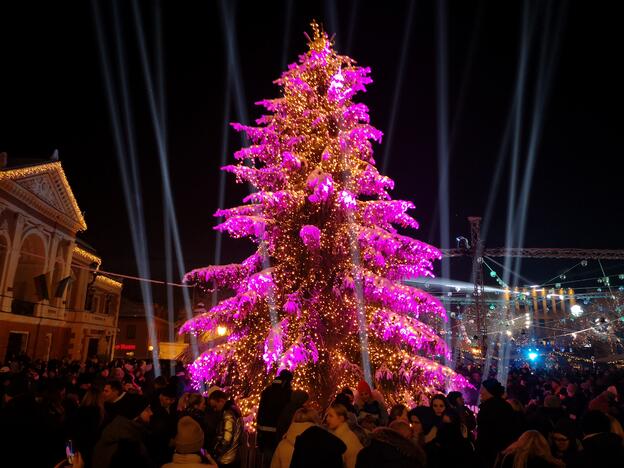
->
[356, 427, 425, 468]
[270, 421, 315, 468]
[290, 425, 346, 468]
[571, 432, 624, 468]
[92, 415, 151, 468]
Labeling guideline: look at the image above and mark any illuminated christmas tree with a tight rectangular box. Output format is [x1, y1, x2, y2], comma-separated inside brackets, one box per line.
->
[180, 24, 470, 418]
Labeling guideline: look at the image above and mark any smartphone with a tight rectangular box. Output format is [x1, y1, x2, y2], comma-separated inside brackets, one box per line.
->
[65, 440, 75, 465]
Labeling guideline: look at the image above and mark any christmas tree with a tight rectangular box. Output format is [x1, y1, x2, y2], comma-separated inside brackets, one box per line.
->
[180, 23, 470, 419]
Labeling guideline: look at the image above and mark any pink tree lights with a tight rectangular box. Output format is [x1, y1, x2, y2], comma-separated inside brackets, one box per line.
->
[180, 23, 470, 416]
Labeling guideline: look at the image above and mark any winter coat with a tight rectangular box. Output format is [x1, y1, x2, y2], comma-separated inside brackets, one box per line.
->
[355, 427, 425, 468]
[290, 425, 346, 468]
[92, 415, 152, 468]
[355, 399, 388, 426]
[426, 423, 476, 468]
[270, 421, 315, 468]
[257, 378, 292, 449]
[214, 407, 243, 465]
[332, 421, 364, 468]
[569, 432, 624, 468]
[149, 401, 178, 467]
[275, 390, 309, 442]
[162, 452, 217, 468]
[476, 397, 516, 467]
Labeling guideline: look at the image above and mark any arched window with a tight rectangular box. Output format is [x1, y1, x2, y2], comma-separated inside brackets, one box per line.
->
[12, 233, 47, 314]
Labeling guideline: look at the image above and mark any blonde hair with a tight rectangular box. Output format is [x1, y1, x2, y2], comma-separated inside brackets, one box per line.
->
[500, 430, 563, 468]
[329, 403, 348, 421]
[293, 407, 320, 424]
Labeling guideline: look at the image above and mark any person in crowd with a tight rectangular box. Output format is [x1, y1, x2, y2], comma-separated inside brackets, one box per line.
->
[92, 393, 154, 468]
[257, 369, 293, 467]
[430, 394, 448, 426]
[570, 410, 624, 468]
[179, 393, 208, 430]
[203, 386, 223, 452]
[334, 387, 357, 414]
[507, 398, 528, 441]
[68, 386, 105, 468]
[477, 378, 516, 468]
[209, 390, 243, 467]
[275, 389, 309, 442]
[526, 395, 566, 437]
[426, 408, 476, 468]
[447, 390, 477, 434]
[354, 380, 388, 427]
[149, 383, 179, 467]
[162, 416, 219, 468]
[0, 374, 62, 467]
[409, 406, 436, 445]
[290, 422, 346, 468]
[102, 379, 126, 428]
[355, 420, 425, 468]
[326, 402, 364, 468]
[494, 430, 564, 468]
[549, 418, 579, 466]
[389, 403, 409, 423]
[271, 407, 320, 468]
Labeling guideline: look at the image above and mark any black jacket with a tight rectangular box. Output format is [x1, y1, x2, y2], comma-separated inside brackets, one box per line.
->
[570, 432, 624, 468]
[256, 378, 292, 449]
[476, 397, 516, 468]
[290, 425, 346, 468]
[356, 428, 425, 468]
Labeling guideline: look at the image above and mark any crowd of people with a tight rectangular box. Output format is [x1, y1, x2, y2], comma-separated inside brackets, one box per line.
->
[1, 353, 624, 468]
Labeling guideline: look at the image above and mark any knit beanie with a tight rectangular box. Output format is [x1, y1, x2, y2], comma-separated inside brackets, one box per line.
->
[357, 380, 372, 395]
[481, 378, 505, 398]
[175, 416, 204, 454]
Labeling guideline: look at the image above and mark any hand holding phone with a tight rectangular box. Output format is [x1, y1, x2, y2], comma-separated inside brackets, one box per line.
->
[65, 440, 75, 465]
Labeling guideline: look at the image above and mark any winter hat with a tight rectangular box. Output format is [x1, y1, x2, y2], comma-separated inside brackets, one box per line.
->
[357, 380, 372, 395]
[588, 393, 610, 414]
[607, 385, 618, 397]
[117, 393, 150, 420]
[481, 378, 505, 398]
[174, 416, 204, 454]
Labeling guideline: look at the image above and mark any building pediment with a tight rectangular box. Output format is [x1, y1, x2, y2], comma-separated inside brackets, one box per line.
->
[0, 162, 87, 232]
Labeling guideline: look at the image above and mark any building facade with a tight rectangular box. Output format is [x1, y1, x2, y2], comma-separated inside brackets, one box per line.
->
[0, 155, 122, 362]
[114, 299, 170, 359]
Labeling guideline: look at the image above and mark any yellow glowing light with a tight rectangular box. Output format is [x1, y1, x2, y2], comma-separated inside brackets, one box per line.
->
[0, 161, 87, 230]
[73, 246, 102, 266]
[148, 345, 154, 352]
[217, 325, 228, 337]
[96, 275, 122, 289]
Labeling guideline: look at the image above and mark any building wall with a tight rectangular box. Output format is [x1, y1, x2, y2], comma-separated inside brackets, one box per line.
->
[0, 163, 122, 363]
[114, 315, 169, 360]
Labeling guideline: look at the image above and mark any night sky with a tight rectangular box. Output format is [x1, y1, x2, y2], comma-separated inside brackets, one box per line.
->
[1, 1, 622, 302]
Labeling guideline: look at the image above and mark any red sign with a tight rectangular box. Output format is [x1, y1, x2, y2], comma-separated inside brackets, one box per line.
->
[115, 344, 136, 351]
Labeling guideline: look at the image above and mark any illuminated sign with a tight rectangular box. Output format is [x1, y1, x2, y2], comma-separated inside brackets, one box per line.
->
[114, 344, 136, 351]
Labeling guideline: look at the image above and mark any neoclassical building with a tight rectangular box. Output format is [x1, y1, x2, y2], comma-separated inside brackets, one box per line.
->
[0, 153, 122, 362]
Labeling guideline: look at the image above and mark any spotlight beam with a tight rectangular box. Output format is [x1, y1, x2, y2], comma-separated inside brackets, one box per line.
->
[436, 0, 452, 368]
[381, 0, 416, 175]
[92, 0, 161, 374]
[513, 2, 567, 278]
[131, 0, 198, 357]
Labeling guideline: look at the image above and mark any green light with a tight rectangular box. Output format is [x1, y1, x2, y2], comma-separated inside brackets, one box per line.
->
[489, 304, 496, 310]
[490, 271, 497, 278]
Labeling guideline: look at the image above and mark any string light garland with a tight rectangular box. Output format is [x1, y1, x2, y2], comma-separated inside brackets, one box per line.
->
[180, 23, 470, 421]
